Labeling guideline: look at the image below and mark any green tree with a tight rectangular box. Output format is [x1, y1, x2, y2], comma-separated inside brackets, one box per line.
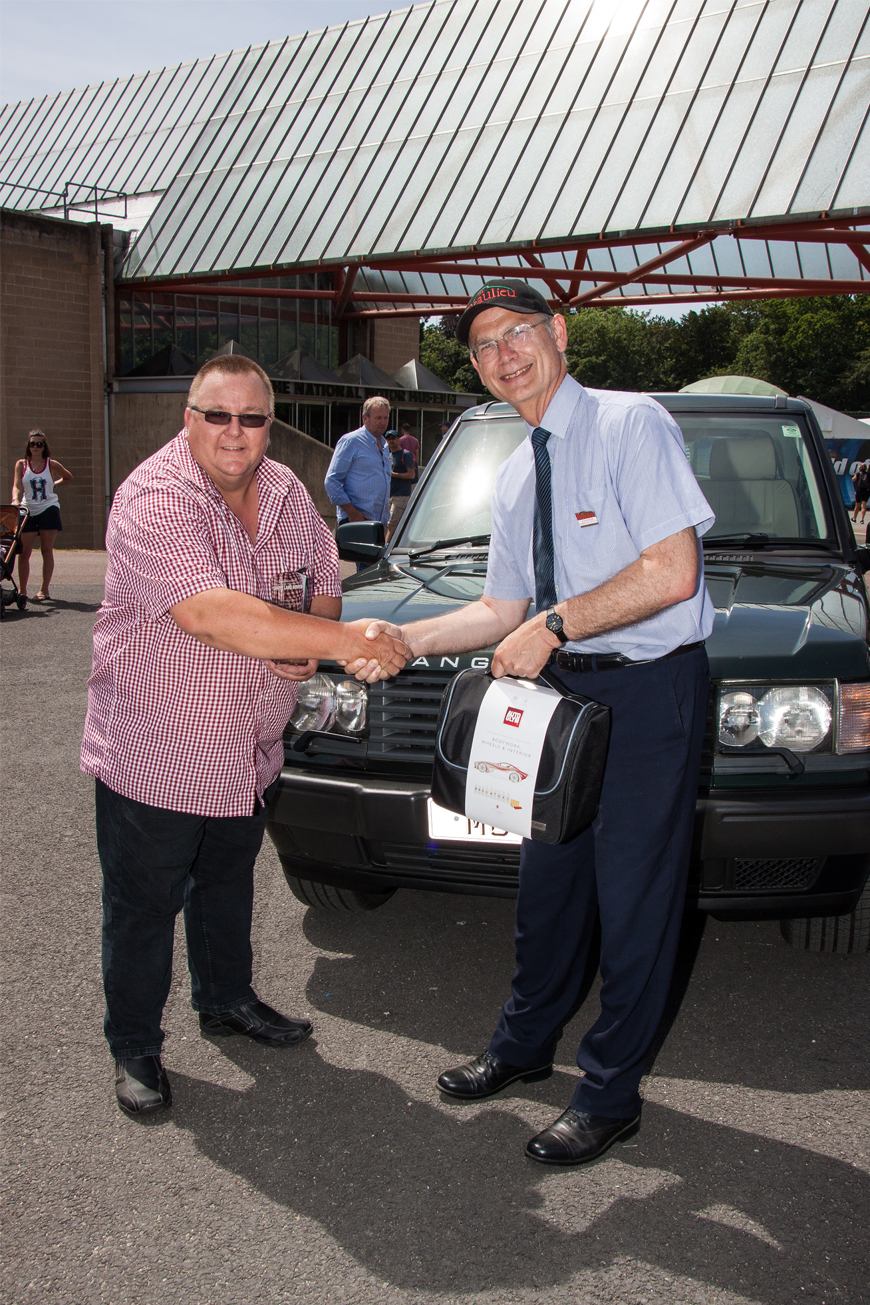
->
[731, 296, 870, 410]
[420, 316, 485, 394]
[563, 307, 680, 391]
[420, 296, 870, 412]
[669, 303, 756, 389]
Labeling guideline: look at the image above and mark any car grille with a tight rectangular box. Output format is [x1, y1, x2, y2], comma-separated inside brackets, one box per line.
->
[366, 669, 454, 764]
[288, 672, 717, 777]
[730, 857, 822, 892]
[371, 840, 521, 891]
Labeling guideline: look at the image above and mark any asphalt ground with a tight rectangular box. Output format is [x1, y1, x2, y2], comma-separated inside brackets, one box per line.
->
[1, 551, 868, 1305]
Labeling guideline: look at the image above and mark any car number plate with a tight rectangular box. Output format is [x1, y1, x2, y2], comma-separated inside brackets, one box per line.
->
[427, 799, 522, 844]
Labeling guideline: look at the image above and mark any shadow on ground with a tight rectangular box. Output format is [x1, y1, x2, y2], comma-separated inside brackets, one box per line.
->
[173, 1035, 868, 1301]
[299, 892, 869, 1094]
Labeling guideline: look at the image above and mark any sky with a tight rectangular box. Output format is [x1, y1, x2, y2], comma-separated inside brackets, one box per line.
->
[0, 1, 391, 104]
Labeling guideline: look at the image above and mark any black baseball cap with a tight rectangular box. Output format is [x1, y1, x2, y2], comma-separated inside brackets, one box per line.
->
[455, 279, 554, 346]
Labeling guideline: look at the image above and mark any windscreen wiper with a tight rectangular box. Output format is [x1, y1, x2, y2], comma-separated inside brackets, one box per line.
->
[704, 533, 770, 547]
[704, 534, 837, 550]
[406, 534, 491, 560]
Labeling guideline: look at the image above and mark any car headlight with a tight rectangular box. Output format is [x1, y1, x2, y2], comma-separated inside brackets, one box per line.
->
[290, 672, 337, 732]
[334, 678, 367, 734]
[718, 690, 760, 746]
[717, 684, 833, 753]
[289, 673, 368, 736]
[757, 686, 831, 752]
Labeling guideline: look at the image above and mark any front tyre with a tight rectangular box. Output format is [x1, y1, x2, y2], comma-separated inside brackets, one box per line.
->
[780, 877, 870, 954]
[282, 870, 396, 913]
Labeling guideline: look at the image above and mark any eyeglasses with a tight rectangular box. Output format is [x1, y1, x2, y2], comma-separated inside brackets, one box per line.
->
[28, 440, 45, 447]
[471, 318, 550, 361]
[188, 404, 271, 428]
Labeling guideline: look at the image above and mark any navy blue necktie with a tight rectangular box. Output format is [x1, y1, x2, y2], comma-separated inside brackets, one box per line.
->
[531, 426, 557, 612]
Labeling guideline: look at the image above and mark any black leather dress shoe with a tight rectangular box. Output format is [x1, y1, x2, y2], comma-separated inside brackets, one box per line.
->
[525, 1108, 640, 1165]
[437, 1050, 552, 1100]
[199, 998, 312, 1046]
[115, 1055, 172, 1115]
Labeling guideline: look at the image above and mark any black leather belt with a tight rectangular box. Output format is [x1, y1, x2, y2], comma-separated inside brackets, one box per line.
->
[549, 640, 705, 674]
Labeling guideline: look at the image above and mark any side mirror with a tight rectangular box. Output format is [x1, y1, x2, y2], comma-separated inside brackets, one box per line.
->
[335, 519, 385, 563]
[853, 545, 870, 575]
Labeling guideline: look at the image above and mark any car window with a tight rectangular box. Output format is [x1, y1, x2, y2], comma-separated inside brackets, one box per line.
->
[394, 417, 526, 547]
[396, 408, 833, 551]
[672, 414, 832, 541]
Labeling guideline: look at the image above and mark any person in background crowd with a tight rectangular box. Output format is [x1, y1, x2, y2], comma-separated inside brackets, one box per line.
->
[852, 461, 869, 525]
[385, 430, 416, 542]
[324, 396, 392, 530]
[398, 422, 420, 478]
[11, 429, 73, 601]
[82, 355, 409, 1117]
[354, 280, 713, 1167]
[440, 420, 451, 441]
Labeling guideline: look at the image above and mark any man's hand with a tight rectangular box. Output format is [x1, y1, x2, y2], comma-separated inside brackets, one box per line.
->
[264, 658, 320, 681]
[491, 616, 558, 680]
[342, 619, 410, 682]
[340, 620, 408, 681]
[341, 504, 367, 523]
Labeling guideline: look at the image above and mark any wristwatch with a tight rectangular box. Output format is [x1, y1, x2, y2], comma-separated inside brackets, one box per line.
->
[545, 606, 569, 644]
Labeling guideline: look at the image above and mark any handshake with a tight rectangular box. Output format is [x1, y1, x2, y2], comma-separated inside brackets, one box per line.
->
[341, 618, 411, 683]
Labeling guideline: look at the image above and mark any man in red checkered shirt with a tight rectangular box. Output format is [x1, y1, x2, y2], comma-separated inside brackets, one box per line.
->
[82, 355, 408, 1116]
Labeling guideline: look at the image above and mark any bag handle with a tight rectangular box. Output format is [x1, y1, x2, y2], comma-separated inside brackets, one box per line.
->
[536, 665, 568, 696]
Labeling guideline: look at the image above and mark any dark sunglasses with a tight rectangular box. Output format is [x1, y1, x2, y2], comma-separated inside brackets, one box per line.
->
[28, 440, 45, 447]
[188, 404, 270, 428]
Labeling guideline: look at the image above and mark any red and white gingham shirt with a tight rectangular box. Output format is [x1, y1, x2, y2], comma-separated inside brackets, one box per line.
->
[81, 433, 342, 817]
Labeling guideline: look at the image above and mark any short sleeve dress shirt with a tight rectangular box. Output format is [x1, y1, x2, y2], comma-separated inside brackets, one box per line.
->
[484, 374, 715, 660]
[323, 426, 392, 525]
[81, 433, 342, 817]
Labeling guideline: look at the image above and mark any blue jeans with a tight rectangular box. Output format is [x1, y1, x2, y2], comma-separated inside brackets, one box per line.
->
[96, 779, 272, 1059]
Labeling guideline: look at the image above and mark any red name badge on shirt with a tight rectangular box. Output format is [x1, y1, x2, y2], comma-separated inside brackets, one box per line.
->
[576, 510, 599, 527]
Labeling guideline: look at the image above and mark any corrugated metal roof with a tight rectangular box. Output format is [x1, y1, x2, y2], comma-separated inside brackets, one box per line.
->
[1, 0, 866, 298]
[0, 48, 245, 222]
[120, 0, 870, 280]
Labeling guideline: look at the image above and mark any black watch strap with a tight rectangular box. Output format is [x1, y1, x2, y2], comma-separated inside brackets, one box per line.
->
[545, 606, 569, 644]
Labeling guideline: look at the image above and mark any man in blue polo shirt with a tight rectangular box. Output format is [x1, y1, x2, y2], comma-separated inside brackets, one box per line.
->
[324, 396, 392, 530]
[355, 280, 714, 1167]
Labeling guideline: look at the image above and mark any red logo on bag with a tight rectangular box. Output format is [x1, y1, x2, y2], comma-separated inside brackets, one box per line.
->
[504, 707, 523, 727]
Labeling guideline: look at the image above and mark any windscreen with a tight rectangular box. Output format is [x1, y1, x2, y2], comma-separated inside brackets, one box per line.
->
[395, 417, 526, 548]
[672, 413, 832, 541]
[395, 409, 833, 551]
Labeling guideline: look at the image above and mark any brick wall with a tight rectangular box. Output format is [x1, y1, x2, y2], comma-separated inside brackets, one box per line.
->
[370, 316, 420, 377]
[110, 391, 183, 492]
[0, 210, 107, 548]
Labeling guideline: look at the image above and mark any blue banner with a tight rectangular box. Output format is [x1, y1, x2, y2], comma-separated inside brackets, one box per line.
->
[825, 437, 870, 507]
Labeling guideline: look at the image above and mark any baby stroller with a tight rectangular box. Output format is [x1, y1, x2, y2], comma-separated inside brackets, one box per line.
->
[0, 505, 28, 618]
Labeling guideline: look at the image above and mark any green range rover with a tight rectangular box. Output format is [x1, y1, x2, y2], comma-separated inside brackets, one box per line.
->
[267, 393, 870, 954]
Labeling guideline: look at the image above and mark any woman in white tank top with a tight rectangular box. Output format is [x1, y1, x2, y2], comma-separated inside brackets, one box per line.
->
[11, 429, 73, 602]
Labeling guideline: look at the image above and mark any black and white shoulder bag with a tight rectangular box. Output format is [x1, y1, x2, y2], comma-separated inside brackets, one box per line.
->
[431, 668, 611, 845]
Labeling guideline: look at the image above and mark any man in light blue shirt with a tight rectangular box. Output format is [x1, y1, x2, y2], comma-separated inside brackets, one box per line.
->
[356, 280, 714, 1168]
[324, 396, 392, 528]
